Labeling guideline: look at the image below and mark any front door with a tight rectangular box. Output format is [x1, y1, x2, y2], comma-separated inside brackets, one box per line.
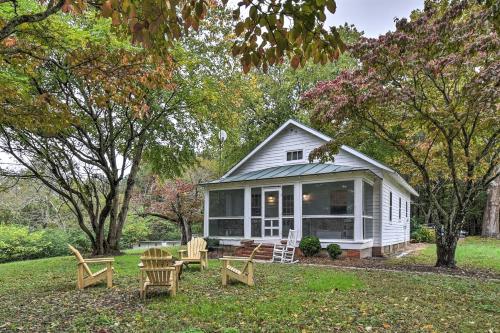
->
[263, 189, 281, 238]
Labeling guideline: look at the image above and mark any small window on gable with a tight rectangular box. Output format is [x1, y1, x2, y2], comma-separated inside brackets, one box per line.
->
[286, 150, 303, 161]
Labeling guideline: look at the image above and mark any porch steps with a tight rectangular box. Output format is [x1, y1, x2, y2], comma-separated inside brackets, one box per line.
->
[233, 240, 276, 261]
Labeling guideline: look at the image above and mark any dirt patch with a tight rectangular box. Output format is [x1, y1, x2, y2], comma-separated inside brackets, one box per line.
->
[296, 244, 500, 280]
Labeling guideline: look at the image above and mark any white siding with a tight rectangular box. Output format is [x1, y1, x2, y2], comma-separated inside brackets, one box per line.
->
[233, 124, 326, 175]
[334, 150, 383, 177]
[381, 174, 412, 246]
[372, 179, 382, 246]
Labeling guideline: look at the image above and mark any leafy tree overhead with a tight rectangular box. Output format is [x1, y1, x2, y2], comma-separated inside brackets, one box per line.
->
[304, 1, 499, 267]
[0, 0, 344, 72]
[0, 14, 204, 255]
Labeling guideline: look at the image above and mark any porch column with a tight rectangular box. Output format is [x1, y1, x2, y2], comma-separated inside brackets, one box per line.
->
[203, 189, 209, 237]
[294, 182, 302, 240]
[244, 186, 251, 239]
[354, 178, 363, 241]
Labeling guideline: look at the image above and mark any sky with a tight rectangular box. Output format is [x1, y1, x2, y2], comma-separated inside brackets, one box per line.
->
[327, 0, 424, 37]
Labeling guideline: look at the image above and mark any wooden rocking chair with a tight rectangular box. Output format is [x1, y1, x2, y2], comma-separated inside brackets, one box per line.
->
[139, 248, 182, 299]
[178, 237, 208, 270]
[68, 244, 114, 290]
[272, 229, 298, 264]
[220, 244, 262, 287]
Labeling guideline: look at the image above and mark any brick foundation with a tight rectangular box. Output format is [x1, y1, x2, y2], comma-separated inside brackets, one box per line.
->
[372, 241, 409, 257]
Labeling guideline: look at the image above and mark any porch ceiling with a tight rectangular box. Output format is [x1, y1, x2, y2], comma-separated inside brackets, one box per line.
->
[205, 163, 370, 184]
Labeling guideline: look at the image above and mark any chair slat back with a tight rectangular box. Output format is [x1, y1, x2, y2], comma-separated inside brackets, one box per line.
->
[242, 244, 262, 273]
[187, 237, 206, 259]
[68, 244, 93, 276]
[140, 248, 173, 284]
[286, 229, 297, 248]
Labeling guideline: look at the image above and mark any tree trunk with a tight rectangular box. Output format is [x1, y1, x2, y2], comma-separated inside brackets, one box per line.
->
[481, 169, 500, 237]
[435, 217, 460, 268]
[180, 223, 187, 245]
[183, 220, 192, 243]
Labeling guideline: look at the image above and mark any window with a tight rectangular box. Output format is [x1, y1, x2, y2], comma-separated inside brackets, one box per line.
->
[302, 181, 354, 216]
[303, 218, 354, 239]
[389, 192, 393, 221]
[209, 189, 244, 237]
[282, 185, 294, 237]
[251, 188, 262, 237]
[302, 181, 354, 240]
[251, 188, 262, 216]
[399, 197, 402, 220]
[362, 182, 374, 239]
[286, 150, 303, 161]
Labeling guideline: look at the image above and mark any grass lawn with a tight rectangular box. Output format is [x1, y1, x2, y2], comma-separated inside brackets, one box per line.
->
[388, 237, 500, 273]
[0, 248, 499, 332]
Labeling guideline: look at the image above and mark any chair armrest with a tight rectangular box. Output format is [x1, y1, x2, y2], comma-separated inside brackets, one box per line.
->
[83, 258, 115, 263]
[140, 267, 176, 272]
[219, 257, 250, 261]
[178, 250, 187, 253]
[199, 249, 208, 252]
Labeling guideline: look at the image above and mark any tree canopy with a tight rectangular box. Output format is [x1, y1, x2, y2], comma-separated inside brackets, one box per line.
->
[1, 0, 345, 72]
[303, 1, 499, 267]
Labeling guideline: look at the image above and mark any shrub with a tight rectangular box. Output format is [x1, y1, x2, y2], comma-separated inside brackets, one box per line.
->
[326, 244, 342, 259]
[299, 236, 321, 257]
[204, 237, 220, 251]
[0, 224, 71, 262]
[120, 220, 150, 249]
[411, 226, 436, 243]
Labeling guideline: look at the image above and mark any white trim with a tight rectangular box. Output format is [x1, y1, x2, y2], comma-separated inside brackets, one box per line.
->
[222, 119, 331, 178]
[285, 149, 305, 163]
[340, 145, 394, 173]
[203, 190, 209, 237]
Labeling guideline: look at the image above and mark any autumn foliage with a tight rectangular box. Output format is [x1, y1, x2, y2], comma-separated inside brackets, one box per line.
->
[304, 1, 499, 267]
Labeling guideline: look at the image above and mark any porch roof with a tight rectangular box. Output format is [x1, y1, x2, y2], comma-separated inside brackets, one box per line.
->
[205, 163, 369, 184]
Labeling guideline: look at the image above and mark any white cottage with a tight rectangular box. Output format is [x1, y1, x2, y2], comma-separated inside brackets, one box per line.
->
[202, 119, 418, 258]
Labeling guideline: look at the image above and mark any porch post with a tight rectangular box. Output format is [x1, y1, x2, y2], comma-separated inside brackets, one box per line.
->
[203, 189, 209, 237]
[244, 186, 251, 239]
[294, 182, 302, 241]
[354, 178, 363, 241]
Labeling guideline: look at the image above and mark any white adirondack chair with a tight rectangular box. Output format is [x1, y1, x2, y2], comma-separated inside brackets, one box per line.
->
[272, 229, 298, 263]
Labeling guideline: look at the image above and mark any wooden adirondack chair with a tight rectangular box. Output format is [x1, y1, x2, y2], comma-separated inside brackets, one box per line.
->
[68, 244, 114, 290]
[139, 248, 182, 299]
[178, 237, 208, 270]
[220, 244, 262, 287]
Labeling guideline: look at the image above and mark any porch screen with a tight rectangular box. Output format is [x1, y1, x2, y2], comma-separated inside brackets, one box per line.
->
[302, 181, 354, 239]
[363, 181, 374, 239]
[209, 189, 244, 237]
[282, 185, 294, 237]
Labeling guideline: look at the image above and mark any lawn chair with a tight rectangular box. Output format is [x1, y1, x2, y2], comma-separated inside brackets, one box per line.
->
[68, 244, 114, 290]
[220, 244, 262, 287]
[178, 237, 208, 270]
[139, 248, 182, 299]
[272, 229, 298, 263]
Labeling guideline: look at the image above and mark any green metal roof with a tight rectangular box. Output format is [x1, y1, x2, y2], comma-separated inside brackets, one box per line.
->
[206, 163, 367, 184]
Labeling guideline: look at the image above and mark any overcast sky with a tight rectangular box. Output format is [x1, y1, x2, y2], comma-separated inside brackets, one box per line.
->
[327, 0, 424, 37]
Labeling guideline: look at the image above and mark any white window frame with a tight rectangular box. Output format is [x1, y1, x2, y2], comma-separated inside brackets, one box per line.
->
[301, 179, 356, 240]
[285, 149, 304, 162]
[208, 188, 245, 239]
